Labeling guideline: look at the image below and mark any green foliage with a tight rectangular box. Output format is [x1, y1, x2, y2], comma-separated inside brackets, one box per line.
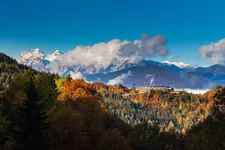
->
[128, 122, 160, 150]
[0, 52, 18, 64]
[34, 72, 59, 109]
[0, 111, 10, 148]
[15, 80, 50, 150]
[0, 53, 33, 91]
[66, 73, 72, 81]
[213, 87, 225, 117]
[183, 87, 225, 149]
[185, 103, 225, 150]
[0, 112, 9, 134]
[6, 71, 58, 109]
[0, 52, 225, 150]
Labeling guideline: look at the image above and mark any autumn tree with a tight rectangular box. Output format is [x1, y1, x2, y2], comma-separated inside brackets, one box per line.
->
[58, 79, 95, 103]
[55, 78, 67, 89]
[185, 87, 225, 150]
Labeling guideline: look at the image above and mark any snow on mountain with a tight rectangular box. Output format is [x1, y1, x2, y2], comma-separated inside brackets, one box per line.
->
[46, 50, 63, 62]
[17, 49, 199, 77]
[145, 74, 155, 85]
[19, 49, 63, 72]
[86, 64, 211, 89]
[19, 48, 45, 61]
[19, 48, 48, 71]
[19, 34, 169, 75]
[107, 71, 132, 85]
[162, 60, 193, 69]
[18, 48, 225, 89]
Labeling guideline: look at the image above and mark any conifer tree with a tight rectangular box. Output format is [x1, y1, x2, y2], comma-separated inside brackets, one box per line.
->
[66, 73, 72, 81]
[16, 79, 50, 150]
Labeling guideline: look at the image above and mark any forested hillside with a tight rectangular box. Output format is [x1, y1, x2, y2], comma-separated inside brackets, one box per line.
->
[0, 52, 224, 150]
[0, 53, 34, 91]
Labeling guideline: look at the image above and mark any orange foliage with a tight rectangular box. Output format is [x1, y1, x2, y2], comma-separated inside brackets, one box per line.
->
[92, 82, 108, 92]
[130, 92, 148, 105]
[58, 79, 95, 102]
[92, 82, 108, 96]
[108, 84, 129, 96]
[129, 88, 137, 95]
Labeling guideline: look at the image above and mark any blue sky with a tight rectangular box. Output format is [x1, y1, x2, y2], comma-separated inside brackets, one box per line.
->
[0, 0, 225, 66]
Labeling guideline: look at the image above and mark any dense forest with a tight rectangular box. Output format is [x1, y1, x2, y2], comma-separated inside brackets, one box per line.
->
[0, 53, 224, 150]
[0, 52, 34, 91]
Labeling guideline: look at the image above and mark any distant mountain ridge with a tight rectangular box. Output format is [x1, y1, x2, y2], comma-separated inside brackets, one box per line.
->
[18, 49, 225, 89]
[86, 65, 210, 89]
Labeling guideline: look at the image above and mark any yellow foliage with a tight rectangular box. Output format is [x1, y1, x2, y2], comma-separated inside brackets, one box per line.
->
[56, 78, 67, 89]
[179, 103, 183, 110]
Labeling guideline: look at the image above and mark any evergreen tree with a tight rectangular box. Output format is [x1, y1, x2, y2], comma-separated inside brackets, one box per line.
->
[185, 87, 225, 150]
[34, 72, 59, 109]
[15, 79, 50, 150]
[128, 122, 160, 150]
[66, 73, 72, 81]
[213, 87, 225, 119]
[0, 52, 18, 64]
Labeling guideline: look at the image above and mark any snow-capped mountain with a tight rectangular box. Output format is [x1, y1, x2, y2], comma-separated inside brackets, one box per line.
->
[162, 60, 193, 69]
[18, 49, 158, 75]
[85, 64, 210, 89]
[17, 49, 203, 75]
[18, 49, 225, 89]
[19, 49, 63, 71]
[46, 50, 63, 62]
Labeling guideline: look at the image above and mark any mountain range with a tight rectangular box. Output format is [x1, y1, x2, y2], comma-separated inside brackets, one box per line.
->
[18, 49, 225, 89]
[19, 48, 63, 72]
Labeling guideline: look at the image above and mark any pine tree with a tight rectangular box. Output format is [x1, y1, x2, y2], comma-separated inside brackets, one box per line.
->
[16, 79, 50, 150]
[213, 87, 225, 119]
[66, 73, 72, 81]
[34, 72, 59, 109]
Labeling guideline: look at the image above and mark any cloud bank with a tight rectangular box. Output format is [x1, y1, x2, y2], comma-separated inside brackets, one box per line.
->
[69, 71, 85, 79]
[107, 71, 132, 85]
[50, 34, 168, 74]
[200, 39, 225, 64]
[175, 88, 209, 94]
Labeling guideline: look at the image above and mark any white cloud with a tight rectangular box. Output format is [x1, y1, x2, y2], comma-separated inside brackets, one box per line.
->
[162, 60, 192, 68]
[107, 71, 132, 85]
[50, 34, 168, 74]
[200, 39, 225, 64]
[69, 71, 85, 80]
[175, 88, 209, 94]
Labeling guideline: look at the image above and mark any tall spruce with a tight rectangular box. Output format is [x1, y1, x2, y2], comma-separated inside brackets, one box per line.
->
[66, 73, 72, 81]
[16, 79, 50, 150]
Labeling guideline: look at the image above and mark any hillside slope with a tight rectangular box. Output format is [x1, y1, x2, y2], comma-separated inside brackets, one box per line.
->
[0, 53, 33, 90]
